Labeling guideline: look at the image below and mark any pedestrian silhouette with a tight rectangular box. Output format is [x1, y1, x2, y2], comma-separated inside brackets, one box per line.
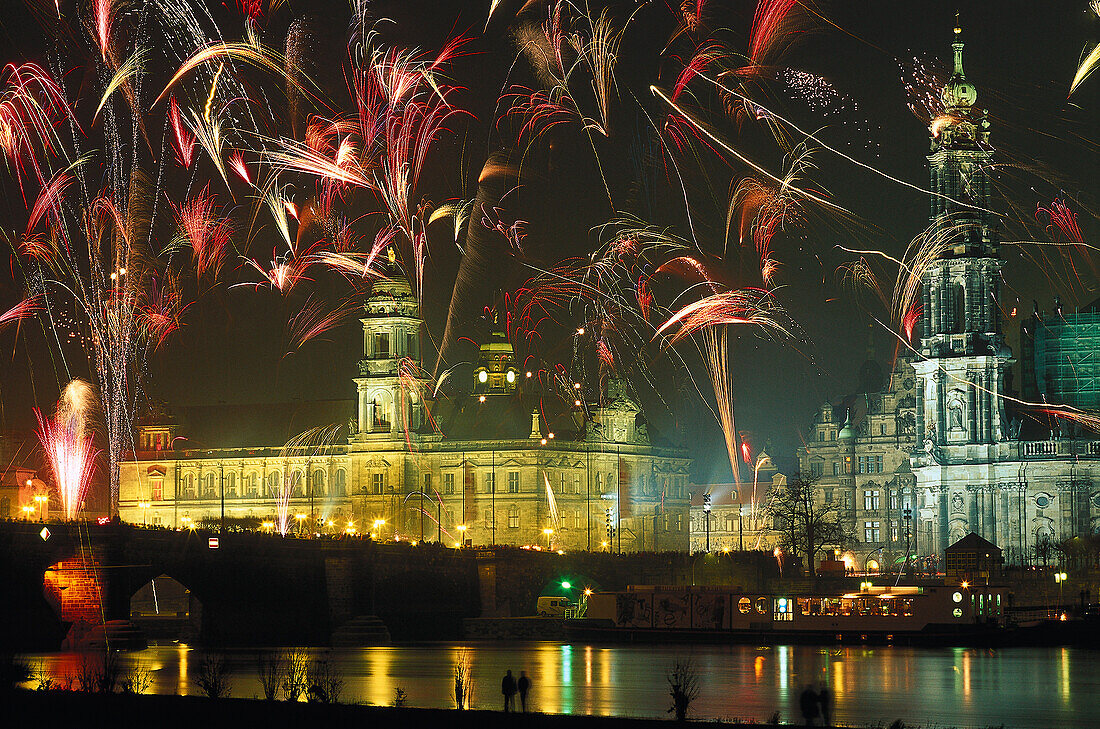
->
[818, 682, 831, 727]
[799, 684, 820, 726]
[517, 671, 531, 712]
[502, 669, 517, 712]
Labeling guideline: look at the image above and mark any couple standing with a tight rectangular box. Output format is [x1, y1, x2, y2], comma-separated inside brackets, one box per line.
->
[799, 682, 832, 726]
[501, 669, 531, 712]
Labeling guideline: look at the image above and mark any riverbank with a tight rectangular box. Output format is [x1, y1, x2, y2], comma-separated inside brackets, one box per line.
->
[2, 689, 989, 729]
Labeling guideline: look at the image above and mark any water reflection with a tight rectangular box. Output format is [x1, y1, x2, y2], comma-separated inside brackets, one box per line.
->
[18, 643, 1097, 728]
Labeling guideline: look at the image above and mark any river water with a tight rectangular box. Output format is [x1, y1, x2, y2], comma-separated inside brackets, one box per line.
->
[20, 642, 1095, 728]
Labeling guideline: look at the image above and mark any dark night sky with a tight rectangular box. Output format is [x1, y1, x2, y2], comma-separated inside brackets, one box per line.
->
[0, 1, 1096, 480]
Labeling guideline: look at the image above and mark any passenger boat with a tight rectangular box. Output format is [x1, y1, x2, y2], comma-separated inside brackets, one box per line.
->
[568, 584, 1009, 645]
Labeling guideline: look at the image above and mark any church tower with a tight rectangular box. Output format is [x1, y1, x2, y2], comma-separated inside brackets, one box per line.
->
[911, 23, 1015, 555]
[913, 23, 1011, 451]
[353, 251, 427, 440]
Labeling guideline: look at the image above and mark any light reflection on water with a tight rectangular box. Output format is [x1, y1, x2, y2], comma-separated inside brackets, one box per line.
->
[19, 642, 1096, 728]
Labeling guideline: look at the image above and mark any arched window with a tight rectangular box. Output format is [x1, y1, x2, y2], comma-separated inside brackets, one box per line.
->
[183, 474, 195, 499]
[203, 473, 216, 497]
[291, 470, 305, 497]
[245, 473, 258, 497]
[333, 469, 347, 497]
[312, 469, 326, 496]
[226, 472, 237, 497]
[266, 470, 282, 495]
[950, 283, 966, 334]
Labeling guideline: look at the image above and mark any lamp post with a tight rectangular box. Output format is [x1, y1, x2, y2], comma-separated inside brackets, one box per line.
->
[903, 506, 913, 576]
[138, 501, 150, 526]
[373, 518, 386, 541]
[703, 493, 712, 552]
[296, 513, 307, 537]
[1055, 571, 1068, 608]
[34, 493, 48, 521]
[543, 527, 554, 551]
[456, 523, 467, 547]
[738, 505, 745, 552]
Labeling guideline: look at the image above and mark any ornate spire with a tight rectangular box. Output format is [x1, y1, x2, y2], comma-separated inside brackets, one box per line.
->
[930, 15, 989, 150]
[941, 19, 977, 112]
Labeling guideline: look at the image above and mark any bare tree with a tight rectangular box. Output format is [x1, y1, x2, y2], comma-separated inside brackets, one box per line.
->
[281, 650, 309, 702]
[256, 652, 284, 701]
[306, 657, 344, 704]
[765, 473, 851, 573]
[194, 655, 232, 699]
[666, 659, 701, 721]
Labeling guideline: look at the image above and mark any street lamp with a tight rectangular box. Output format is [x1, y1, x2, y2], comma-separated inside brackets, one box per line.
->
[774, 547, 783, 578]
[1055, 572, 1068, 608]
[456, 523, 467, 547]
[34, 493, 48, 520]
[22, 505, 35, 519]
[543, 527, 554, 550]
[295, 513, 307, 536]
[138, 501, 150, 526]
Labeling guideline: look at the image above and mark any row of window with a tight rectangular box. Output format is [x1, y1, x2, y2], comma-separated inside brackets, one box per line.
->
[432, 471, 688, 498]
[863, 520, 908, 543]
[809, 454, 885, 477]
[428, 507, 683, 531]
[171, 470, 348, 501]
[822, 488, 908, 511]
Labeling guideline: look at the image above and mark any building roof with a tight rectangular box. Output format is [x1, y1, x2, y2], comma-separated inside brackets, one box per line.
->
[946, 532, 1002, 554]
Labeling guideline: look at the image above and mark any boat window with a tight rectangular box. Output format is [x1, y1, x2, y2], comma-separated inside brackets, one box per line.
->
[774, 598, 793, 621]
[755, 597, 768, 615]
[738, 598, 751, 614]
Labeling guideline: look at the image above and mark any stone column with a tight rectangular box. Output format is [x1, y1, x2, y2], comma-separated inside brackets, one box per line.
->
[357, 381, 369, 434]
[967, 375, 977, 443]
[935, 372, 946, 443]
[915, 376, 925, 443]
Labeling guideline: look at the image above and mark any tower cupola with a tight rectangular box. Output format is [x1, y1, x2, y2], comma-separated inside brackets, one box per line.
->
[940, 24, 977, 112]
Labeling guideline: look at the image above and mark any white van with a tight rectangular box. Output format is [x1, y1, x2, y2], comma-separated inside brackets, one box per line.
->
[536, 596, 575, 617]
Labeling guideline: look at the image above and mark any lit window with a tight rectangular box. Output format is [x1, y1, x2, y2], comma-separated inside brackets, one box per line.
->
[444, 473, 456, 494]
[508, 472, 519, 493]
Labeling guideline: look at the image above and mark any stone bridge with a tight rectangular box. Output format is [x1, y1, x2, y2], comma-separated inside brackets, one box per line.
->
[0, 521, 777, 650]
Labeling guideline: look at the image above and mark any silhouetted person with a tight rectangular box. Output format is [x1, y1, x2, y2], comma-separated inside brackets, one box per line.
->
[517, 671, 531, 712]
[818, 682, 832, 726]
[799, 684, 820, 726]
[502, 669, 517, 712]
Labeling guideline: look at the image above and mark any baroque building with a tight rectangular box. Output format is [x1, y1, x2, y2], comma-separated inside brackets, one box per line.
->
[799, 27, 1100, 568]
[117, 261, 692, 552]
[908, 27, 1100, 564]
[798, 351, 919, 570]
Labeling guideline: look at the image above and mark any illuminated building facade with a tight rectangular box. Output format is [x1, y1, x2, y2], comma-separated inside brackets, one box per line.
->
[118, 266, 691, 552]
[798, 353, 919, 570]
[909, 28, 1100, 563]
[798, 29, 1100, 569]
